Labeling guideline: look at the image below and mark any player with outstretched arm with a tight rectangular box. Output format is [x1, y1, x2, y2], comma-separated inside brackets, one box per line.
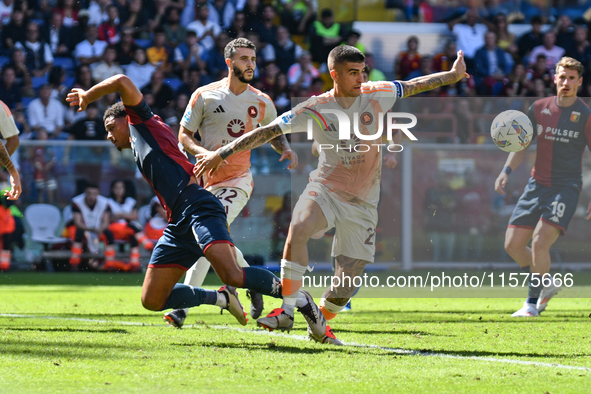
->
[494, 57, 591, 317]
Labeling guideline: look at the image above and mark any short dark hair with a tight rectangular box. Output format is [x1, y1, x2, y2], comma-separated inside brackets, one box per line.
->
[321, 9, 332, 19]
[531, 15, 543, 25]
[327, 45, 365, 70]
[86, 181, 100, 190]
[103, 101, 127, 122]
[224, 37, 256, 59]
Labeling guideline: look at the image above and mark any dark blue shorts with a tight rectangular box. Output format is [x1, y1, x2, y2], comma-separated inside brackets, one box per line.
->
[509, 178, 580, 235]
[148, 184, 233, 270]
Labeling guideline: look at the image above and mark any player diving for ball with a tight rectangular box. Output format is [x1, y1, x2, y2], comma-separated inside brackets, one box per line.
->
[66, 75, 321, 325]
[195, 45, 469, 344]
[494, 57, 591, 317]
[164, 38, 298, 328]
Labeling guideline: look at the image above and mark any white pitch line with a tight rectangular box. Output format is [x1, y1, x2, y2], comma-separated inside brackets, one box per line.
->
[2, 314, 590, 372]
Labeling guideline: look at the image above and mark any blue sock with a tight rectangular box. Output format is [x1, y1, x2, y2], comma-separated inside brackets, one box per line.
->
[160, 283, 218, 311]
[242, 267, 282, 299]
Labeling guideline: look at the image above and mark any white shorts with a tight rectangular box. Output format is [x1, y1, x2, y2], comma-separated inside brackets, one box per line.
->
[207, 185, 250, 225]
[297, 182, 378, 263]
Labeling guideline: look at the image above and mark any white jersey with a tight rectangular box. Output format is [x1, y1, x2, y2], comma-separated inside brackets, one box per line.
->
[272, 81, 403, 206]
[72, 193, 110, 229]
[181, 78, 277, 195]
[0, 100, 19, 140]
[107, 197, 137, 223]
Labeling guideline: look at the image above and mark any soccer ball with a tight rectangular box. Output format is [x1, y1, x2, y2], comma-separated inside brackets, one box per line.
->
[490, 110, 533, 152]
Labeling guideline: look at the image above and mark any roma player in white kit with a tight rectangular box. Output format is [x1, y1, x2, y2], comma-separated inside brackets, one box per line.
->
[195, 45, 468, 344]
[164, 38, 298, 328]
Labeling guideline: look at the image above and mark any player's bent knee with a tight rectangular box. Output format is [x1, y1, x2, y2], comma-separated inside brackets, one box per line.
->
[141, 295, 164, 311]
[216, 266, 243, 288]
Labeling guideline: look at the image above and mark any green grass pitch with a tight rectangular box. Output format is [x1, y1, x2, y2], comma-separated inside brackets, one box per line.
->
[0, 272, 589, 393]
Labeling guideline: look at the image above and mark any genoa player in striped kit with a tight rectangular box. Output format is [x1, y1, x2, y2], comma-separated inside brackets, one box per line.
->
[66, 74, 288, 323]
[495, 57, 591, 317]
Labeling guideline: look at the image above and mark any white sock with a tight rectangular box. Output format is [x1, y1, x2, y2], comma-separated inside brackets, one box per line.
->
[280, 259, 308, 316]
[320, 298, 345, 314]
[295, 291, 308, 308]
[215, 292, 227, 308]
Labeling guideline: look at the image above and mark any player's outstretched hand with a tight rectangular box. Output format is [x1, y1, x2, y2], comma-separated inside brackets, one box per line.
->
[194, 150, 225, 178]
[494, 172, 508, 194]
[279, 149, 298, 169]
[4, 172, 21, 200]
[66, 88, 89, 112]
[452, 50, 470, 81]
[383, 153, 397, 169]
[585, 201, 591, 220]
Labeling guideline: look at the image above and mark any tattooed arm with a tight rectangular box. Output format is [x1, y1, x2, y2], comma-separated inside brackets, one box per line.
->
[0, 140, 21, 200]
[194, 123, 283, 177]
[399, 50, 469, 97]
[269, 134, 298, 170]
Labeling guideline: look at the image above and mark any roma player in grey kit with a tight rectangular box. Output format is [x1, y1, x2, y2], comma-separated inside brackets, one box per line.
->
[495, 57, 591, 317]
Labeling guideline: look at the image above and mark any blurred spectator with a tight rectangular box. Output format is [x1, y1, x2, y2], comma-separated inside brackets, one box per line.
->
[505, 63, 528, 97]
[141, 70, 174, 115]
[527, 77, 549, 97]
[0, 67, 22, 110]
[67, 182, 114, 271]
[31, 127, 57, 203]
[473, 31, 512, 95]
[242, 0, 262, 31]
[270, 191, 291, 261]
[187, 3, 220, 52]
[492, 13, 517, 59]
[394, 36, 421, 80]
[517, 15, 544, 62]
[2, 8, 26, 51]
[12, 106, 29, 138]
[245, 30, 273, 68]
[92, 46, 124, 82]
[98, 4, 121, 45]
[261, 61, 279, 93]
[122, 0, 151, 39]
[277, 0, 315, 35]
[448, 8, 487, 70]
[432, 39, 457, 73]
[125, 47, 156, 90]
[526, 53, 554, 90]
[273, 72, 290, 113]
[250, 4, 277, 47]
[6, 48, 33, 95]
[15, 21, 54, 77]
[144, 196, 166, 242]
[74, 24, 108, 66]
[48, 66, 67, 99]
[173, 30, 206, 73]
[528, 31, 565, 69]
[455, 171, 487, 262]
[177, 67, 202, 96]
[287, 51, 319, 91]
[72, 64, 95, 91]
[54, 0, 79, 28]
[554, 14, 575, 53]
[566, 26, 591, 68]
[205, 31, 230, 78]
[343, 30, 365, 54]
[115, 27, 140, 66]
[44, 11, 73, 57]
[148, 0, 169, 35]
[71, 9, 91, 47]
[146, 27, 172, 72]
[423, 173, 457, 262]
[365, 53, 385, 81]
[226, 11, 246, 39]
[0, 0, 14, 24]
[308, 77, 323, 96]
[208, 0, 235, 30]
[309, 9, 344, 65]
[107, 179, 152, 272]
[272, 25, 304, 74]
[163, 7, 187, 47]
[88, 0, 111, 27]
[67, 102, 106, 140]
[405, 55, 432, 80]
[27, 84, 65, 138]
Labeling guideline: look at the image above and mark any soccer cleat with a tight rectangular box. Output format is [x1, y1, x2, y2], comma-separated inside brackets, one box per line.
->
[164, 309, 187, 329]
[297, 290, 327, 339]
[256, 308, 294, 332]
[537, 278, 562, 313]
[219, 285, 248, 326]
[511, 302, 539, 317]
[247, 289, 264, 319]
[308, 325, 343, 346]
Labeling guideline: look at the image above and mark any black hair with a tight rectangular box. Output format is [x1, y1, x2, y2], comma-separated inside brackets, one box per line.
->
[327, 45, 365, 70]
[103, 101, 126, 122]
[224, 37, 256, 59]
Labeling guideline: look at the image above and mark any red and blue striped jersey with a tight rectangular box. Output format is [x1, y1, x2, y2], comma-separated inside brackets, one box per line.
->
[528, 97, 591, 188]
[125, 98, 198, 220]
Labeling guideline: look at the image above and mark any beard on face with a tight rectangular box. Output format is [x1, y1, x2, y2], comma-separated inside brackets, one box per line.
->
[233, 64, 254, 83]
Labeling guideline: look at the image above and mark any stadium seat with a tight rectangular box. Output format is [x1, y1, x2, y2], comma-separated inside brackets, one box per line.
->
[22, 97, 34, 108]
[32, 75, 48, 90]
[64, 76, 76, 88]
[165, 78, 183, 92]
[0, 56, 9, 67]
[53, 57, 75, 73]
[135, 39, 152, 49]
[24, 204, 68, 247]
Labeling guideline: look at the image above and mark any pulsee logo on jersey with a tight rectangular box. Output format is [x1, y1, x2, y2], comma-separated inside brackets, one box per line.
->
[286, 108, 418, 153]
